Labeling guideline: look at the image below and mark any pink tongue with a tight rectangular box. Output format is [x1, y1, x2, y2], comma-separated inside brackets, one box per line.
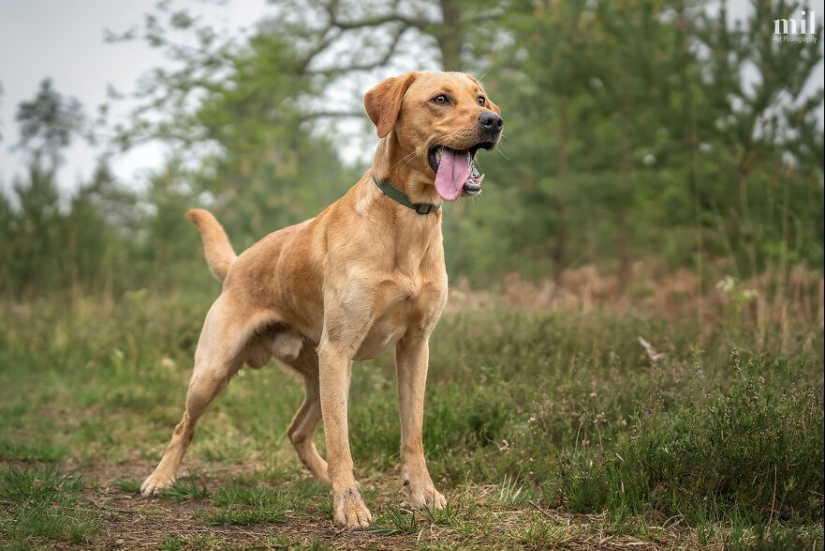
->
[434, 148, 470, 201]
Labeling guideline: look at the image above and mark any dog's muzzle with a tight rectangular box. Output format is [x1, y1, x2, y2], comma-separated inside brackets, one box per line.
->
[428, 112, 503, 201]
[477, 111, 503, 142]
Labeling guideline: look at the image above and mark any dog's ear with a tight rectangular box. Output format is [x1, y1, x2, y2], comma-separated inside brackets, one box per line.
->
[364, 72, 419, 139]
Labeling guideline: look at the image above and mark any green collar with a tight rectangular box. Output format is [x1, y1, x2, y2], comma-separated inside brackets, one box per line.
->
[372, 175, 441, 215]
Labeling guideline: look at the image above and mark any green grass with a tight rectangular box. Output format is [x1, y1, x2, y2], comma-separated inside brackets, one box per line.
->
[369, 507, 420, 535]
[0, 465, 102, 546]
[159, 476, 212, 501]
[0, 441, 67, 463]
[113, 477, 142, 494]
[198, 486, 289, 525]
[0, 291, 822, 548]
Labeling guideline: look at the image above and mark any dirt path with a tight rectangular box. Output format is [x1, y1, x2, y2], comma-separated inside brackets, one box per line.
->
[72, 461, 665, 550]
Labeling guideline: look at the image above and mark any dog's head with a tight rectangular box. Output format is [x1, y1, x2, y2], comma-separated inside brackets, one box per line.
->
[364, 72, 503, 201]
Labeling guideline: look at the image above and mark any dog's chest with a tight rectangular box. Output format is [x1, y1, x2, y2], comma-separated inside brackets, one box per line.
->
[351, 273, 447, 360]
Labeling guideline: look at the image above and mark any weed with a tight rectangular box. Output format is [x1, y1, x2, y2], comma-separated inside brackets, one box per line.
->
[726, 524, 825, 550]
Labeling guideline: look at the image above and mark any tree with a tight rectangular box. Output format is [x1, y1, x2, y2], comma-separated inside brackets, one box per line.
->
[103, 0, 823, 291]
[14, 79, 85, 173]
[2, 80, 85, 295]
[0, 81, 135, 298]
[692, 0, 824, 273]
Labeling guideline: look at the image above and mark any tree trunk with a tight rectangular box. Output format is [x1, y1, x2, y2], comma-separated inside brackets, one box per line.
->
[437, 0, 463, 70]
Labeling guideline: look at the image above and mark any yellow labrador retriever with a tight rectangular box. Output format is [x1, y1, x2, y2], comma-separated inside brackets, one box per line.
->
[141, 71, 503, 529]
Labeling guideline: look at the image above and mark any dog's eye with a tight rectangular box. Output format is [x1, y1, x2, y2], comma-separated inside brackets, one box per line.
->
[477, 96, 486, 107]
[432, 94, 449, 105]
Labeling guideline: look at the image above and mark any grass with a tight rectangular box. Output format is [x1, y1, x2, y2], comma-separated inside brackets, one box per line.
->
[0, 289, 822, 549]
[158, 476, 212, 501]
[0, 465, 102, 546]
[198, 486, 289, 525]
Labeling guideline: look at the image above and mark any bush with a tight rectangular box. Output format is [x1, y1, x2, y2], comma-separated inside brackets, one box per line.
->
[558, 351, 824, 526]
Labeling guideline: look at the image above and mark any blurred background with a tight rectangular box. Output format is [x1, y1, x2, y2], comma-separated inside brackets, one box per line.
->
[0, 0, 822, 322]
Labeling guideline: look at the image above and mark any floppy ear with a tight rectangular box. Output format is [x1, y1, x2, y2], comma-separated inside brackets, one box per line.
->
[364, 72, 419, 139]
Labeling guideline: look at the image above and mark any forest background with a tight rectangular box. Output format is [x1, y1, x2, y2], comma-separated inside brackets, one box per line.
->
[0, 0, 822, 306]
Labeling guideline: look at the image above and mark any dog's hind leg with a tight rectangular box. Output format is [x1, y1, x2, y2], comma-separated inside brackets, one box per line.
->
[141, 297, 248, 497]
[284, 345, 330, 485]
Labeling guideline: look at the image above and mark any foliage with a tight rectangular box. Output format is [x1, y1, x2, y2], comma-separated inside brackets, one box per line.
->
[455, 0, 824, 285]
[13, 78, 85, 171]
[1, 1, 822, 298]
[558, 355, 824, 525]
[0, 295, 821, 547]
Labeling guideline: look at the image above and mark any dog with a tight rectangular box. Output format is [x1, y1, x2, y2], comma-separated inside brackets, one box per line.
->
[140, 71, 503, 530]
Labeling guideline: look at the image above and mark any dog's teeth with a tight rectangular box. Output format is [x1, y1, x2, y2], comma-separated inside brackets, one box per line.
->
[435, 151, 441, 164]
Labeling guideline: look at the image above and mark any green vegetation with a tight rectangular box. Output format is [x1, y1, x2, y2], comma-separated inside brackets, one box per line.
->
[0, 465, 102, 545]
[199, 487, 290, 525]
[0, 294, 821, 548]
[0, 0, 822, 297]
[0, 0, 822, 548]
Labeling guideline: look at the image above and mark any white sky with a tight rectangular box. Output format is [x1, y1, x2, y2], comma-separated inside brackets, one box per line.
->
[0, 0, 822, 197]
[0, 0, 268, 195]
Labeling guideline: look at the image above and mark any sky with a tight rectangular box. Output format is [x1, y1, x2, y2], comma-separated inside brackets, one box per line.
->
[0, 0, 823, 196]
[0, 0, 267, 194]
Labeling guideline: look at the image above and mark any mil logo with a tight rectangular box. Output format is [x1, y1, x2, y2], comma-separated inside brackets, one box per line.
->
[773, 10, 818, 43]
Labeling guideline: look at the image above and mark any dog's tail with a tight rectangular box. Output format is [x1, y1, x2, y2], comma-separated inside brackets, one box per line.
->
[186, 209, 237, 282]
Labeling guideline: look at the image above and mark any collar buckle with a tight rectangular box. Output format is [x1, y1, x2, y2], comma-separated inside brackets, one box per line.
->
[414, 203, 435, 215]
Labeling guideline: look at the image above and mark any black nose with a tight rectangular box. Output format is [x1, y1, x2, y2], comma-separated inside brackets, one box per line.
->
[478, 112, 503, 133]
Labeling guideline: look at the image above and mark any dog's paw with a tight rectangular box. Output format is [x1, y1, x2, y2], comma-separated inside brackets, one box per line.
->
[409, 487, 447, 511]
[404, 473, 446, 511]
[140, 471, 176, 497]
[333, 486, 373, 530]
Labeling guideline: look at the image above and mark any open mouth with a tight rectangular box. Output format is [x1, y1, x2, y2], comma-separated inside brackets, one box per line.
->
[428, 143, 495, 201]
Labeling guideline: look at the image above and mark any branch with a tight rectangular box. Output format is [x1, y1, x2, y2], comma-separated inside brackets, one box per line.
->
[305, 23, 412, 77]
[331, 13, 428, 31]
[296, 26, 342, 74]
[299, 110, 363, 121]
[325, 0, 430, 32]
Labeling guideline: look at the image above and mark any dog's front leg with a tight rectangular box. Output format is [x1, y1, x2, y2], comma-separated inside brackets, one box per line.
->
[396, 336, 446, 511]
[318, 343, 373, 530]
